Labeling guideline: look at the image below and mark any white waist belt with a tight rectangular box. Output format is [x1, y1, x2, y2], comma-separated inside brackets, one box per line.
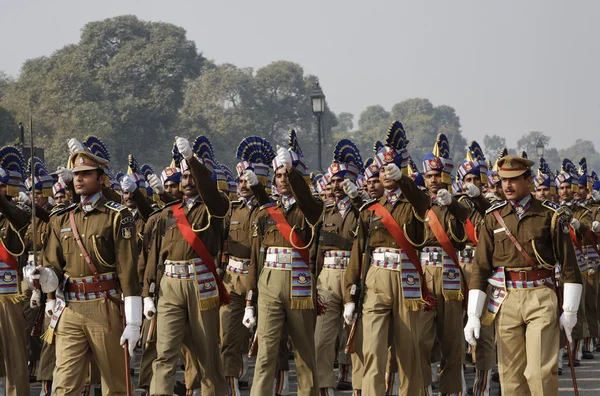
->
[265, 253, 292, 264]
[372, 252, 400, 264]
[164, 263, 196, 275]
[227, 257, 250, 270]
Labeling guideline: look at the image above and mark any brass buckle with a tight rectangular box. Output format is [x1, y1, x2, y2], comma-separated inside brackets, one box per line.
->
[76, 282, 86, 294]
[277, 253, 292, 264]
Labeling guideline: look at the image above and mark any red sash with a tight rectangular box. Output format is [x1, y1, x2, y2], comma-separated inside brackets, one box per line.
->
[265, 206, 310, 265]
[171, 205, 230, 306]
[569, 228, 583, 252]
[465, 219, 478, 246]
[0, 241, 18, 271]
[367, 203, 436, 309]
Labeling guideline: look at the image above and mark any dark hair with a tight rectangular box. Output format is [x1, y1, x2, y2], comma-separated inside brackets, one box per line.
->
[523, 170, 532, 179]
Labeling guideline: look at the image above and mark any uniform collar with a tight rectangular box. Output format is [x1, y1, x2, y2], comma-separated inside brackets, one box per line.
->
[280, 194, 296, 211]
[384, 187, 403, 207]
[183, 195, 201, 210]
[336, 195, 351, 218]
[79, 192, 105, 213]
[241, 196, 256, 210]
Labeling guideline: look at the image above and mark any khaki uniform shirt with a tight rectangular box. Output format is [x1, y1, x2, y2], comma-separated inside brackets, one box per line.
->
[471, 196, 582, 291]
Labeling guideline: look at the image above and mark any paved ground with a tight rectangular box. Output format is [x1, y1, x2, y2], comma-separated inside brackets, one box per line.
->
[29, 350, 600, 395]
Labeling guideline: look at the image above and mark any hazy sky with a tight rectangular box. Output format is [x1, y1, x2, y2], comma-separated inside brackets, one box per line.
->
[1, 0, 598, 149]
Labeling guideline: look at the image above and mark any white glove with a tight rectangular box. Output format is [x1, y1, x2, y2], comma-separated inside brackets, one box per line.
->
[358, 190, 370, 201]
[592, 190, 600, 203]
[560, 283, 582, 343]
[570, 218, 580, 231]
[143, 296, 156, 321]
[276, 146, 293, 171]
[243, 170, 259, 187]
[384, 163, 403, 182]
[45, 299, 56, 318]
[464, 289, 487, 346]
[23, 265, 36, 288]
[67, 138, 85, 155]
[30, 289, 42, 309]
[242, 306, 256, 329]
[57, 166, 73, 183]
[18, 192, 31, 206]
[342, 179, 358, 199]
[36, 267, 59, 293]
[176, 136, 193, 160]
[464, 183, 481, 198]
[120, 175, 137, 193]
[148, 174, 164, 195]
[343, 302, 356, 325]
[592, 221, 600, 233]
[120, 296, 142, 357]
[47, 196, 56, 207]
[484, 192, 497, 200]
[436, 189, 452, 206]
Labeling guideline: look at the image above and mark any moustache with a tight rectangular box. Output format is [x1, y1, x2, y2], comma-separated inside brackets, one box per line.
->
[182, 184, 195, 189]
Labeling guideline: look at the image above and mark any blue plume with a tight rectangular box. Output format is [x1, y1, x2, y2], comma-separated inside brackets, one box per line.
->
[236, 136, 276, 164]
[83, 136, 111, 161]
[386, 121, 409, 151]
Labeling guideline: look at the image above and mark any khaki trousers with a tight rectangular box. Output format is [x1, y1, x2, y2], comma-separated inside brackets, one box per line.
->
[419, 265, 464, 393]
[350, 319, 364, 391]
[38, 315, 56, 381]
[52, 299, 129, 396]
[496, 287, 559, 396]
[315, 268, 347, 389]
[250, 268, 317, 396]
[0, 300, 29, 396]
[220, 271, 251, 377]
[151, 276, 225, 396]
[361, 266, 424, 396]
[584, 273, 599, 338]
[461, 262, 496, 371]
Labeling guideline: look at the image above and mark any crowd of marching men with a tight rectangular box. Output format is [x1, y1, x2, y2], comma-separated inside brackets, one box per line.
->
[0, 120, 597, 396]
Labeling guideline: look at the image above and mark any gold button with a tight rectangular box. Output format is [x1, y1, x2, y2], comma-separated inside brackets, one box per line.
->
[80, 254, 83, 257]
[81, 234, 85, 238]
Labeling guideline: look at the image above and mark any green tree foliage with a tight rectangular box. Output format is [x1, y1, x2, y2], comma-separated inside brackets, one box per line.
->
[331, 112, 353, 135]
[483, 134, 507, 157]
[516, 131, 551, 158]
[559, 139, 600, 172]
[0, 71, 17, 144]
[2, 15, 203, 170]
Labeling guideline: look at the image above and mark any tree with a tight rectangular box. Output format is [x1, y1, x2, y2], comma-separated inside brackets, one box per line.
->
[331, 112, 353, 135]
[559, 139, 600, 172]
[2, 15, 203, 170]
[516, 131, 551, 158]
[483, 134, 507, 157]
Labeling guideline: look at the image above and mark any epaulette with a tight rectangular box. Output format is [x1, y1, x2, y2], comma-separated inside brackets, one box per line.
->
[485, 200, 508, 214]
[359, 199, 377, 211]
[162, 200, 182, 209]
[50, 203, 77, 217]
[577, 203, 591, 214]
[457, 195, 474, 209]
[16, 202, 32, 216]
[260, 202, 277, 210]
[541, 200, 562, 213]
[230, 199, 244, 208]
[105, 201, 126, 212]
[148, 207, 164, 218]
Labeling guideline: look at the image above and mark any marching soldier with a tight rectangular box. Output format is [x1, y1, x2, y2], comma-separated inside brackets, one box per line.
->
[247, 131, 322, 396]
[344, 121, 429, 395]
[419, 134, 469, 395]
[465, 155, 582, 395]
[222, 136, 275, 394]
[143, 136, 228, 395]
[0, 146, 30, 396]
[534, 157, 556, 201]
[30, 145, 142, 394]
[556, 158, 594, 365]
[315, 139, 364, 395]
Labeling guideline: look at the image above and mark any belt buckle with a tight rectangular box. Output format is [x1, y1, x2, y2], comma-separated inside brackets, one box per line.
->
[76, 282, 86, 294]
[516, 270, 527, 282]
[175, 265, 186, 275]
[278, 253, 291, 264]
[384, 253, 398, 264]
[429, 251, 440, 263]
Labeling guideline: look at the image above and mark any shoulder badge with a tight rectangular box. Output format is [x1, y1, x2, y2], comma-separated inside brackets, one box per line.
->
[458, 195, 475, 209]
[105, 201, 126, 211]
[260, 202, 277, 211]
[485, 200, 508, 214]
[16, 202, 32, 216]
[359, 199, 376, 212]
[541, 200, 563, 213]
[50, 203, 77, 217]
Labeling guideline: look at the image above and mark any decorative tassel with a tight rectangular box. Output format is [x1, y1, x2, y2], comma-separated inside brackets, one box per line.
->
[41, 327, 55, 344]
[442, 290, 464, 302]
[291, 298, 314, 310]
[198, 296, 220, 311]
[0, 293, 26, 304]
[404, 299, 426, 312]
[481, 312, 496, 326]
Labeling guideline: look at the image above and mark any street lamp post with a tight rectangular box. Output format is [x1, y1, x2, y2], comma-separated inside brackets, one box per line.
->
[536, 139, 544, 158]
[309, 82, 326, 172]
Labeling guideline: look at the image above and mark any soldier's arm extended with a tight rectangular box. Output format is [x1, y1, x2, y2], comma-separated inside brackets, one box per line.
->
[470, 194, 492, 215]
[575, 207, 593, 238]
[251, 182, 273, 207]
[396, 175, 430, 219]
[132, 189, 154, 222]
[159, 191, 177, 204]
[115, 209, 142, 297]
[446, 196, 470, 222]
[102, 184, 122, 204]
[188, 156, 229, 217]
[470, 213, 495, 291]
[34, 204, 51, 224]
[0, 194, 30, 230]
[289, 168, 323, 226]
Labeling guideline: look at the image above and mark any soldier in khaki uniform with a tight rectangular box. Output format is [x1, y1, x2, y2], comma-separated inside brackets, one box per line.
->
[31, 147, 142, 395]
[0, 146, 31, 396]
[556, 158, 594, 365]
[221, 136, 275, 395]
[143, 137, 228, 396]
[315, 140, 365, 395]
[344, 121, 429, 396]
[465, 155, 582, 396]
[247, 132, 322, 396]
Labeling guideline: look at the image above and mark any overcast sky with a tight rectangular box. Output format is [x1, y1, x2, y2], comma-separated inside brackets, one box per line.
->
[1, 0, 598, 149]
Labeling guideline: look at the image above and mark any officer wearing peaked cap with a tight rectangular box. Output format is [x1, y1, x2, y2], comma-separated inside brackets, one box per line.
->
[465, 155, 582, 395]
[28, 145, 142, 395]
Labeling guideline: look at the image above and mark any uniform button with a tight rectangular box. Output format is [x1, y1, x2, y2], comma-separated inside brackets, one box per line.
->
[79, 254, 83, 257]
[81, 234, 85, 237]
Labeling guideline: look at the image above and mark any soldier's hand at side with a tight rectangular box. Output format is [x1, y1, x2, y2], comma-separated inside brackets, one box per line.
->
[148, 174, 165, 195]
[570, 218, 580, 230]
[436, 189, 452, 206]
[18, 191, 31, 206]
[67, 138, 85, 155]
[342, 179, 359, 199]
[463, 183, 480, 198]
[143, 297, 156, 320]
[561, 283, 582, 343]
[120, 175, 137, 193]
[121, 297, 142, 356]
[592, 221, 600, 233]
[30, 289, 42, 309]
[37, 266, 59, 293]
[276, 146, 293, 171]
[243, 170, 259, 187]
[45, 299, 56, 318]
[343, 302, 356, 325]
[175, 136, 194, 160]
[384, 163, 403, 182]
[464, 289, 487, 346]
[243, 306, 256, 329]
[592, 190, 600, 203]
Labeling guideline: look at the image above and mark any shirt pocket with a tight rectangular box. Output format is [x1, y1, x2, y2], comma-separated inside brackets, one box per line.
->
[368, 217, 387, 246]
[60, 232, 75, 255]
[493, 232, 512, 261]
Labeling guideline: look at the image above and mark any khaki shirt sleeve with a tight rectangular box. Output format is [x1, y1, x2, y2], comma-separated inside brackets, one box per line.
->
[344, 215, 366, 304]
[143, 214, 165, 297]
[114, 209, 141, 297]
[251, 182, 273, 207]
[471, 213, 495, 291]
[0, 194, 30, 230]
[102, 185, 122, 204]
[396, 176, 430, 219]
[188, 156, 229, 217]
[247, 215, 263, 304]
[558, 214, 582, 284]
[289, 169, 323, 226]
[43, 217, 66, 281]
